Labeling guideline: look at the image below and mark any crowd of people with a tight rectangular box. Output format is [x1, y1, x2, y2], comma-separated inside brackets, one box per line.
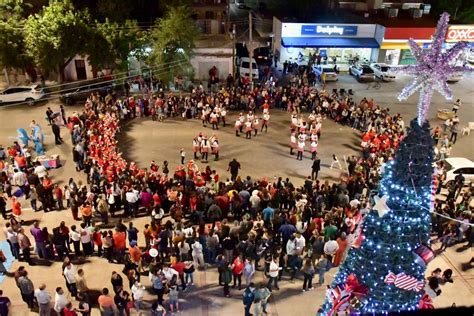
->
[0, 66, 472, 316]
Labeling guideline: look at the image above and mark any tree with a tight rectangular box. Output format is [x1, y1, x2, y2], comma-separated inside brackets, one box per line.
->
[430, 0, 474, 23]
[147, 5, 198, 86]
[95, 19, 146, 71]
[24, 0, 93, 82]
[320, 118, 435, 314]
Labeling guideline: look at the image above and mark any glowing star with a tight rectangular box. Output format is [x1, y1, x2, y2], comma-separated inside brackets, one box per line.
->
[373, 195, 390, 217]
[397, 12, 474, 126]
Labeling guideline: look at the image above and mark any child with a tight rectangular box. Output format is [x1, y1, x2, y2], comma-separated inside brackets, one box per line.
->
[169, 284, 180, 312]
[330, 154, 342, 170]
[180, 148, 186, 165]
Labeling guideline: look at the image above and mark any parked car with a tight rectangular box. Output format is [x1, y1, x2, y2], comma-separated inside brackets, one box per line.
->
[253, 47, 272, 66]
[349, 64, 375, 81]
[438, 157, 474, 187]
[235, 0, 247, 9]
[60, 80, 114, 105]
[447, 73, 463, 83]
[239, 57, 259, 80]
[0, 85, 44, 106]
[370, 63, 396, 81]
[314, 66, 338, 81]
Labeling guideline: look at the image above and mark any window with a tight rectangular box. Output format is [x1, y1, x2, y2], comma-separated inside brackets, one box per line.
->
[453, 168, 466, 174]
[205, 11, 214, 19]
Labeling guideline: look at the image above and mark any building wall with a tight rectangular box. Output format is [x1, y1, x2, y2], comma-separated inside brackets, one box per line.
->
[190, 48, 233, 80]
[273, 17, 282, 56]
[63, 55, 94, 81]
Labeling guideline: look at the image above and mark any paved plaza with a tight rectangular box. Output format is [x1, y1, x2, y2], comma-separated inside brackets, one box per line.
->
[0, 73, 473, 315]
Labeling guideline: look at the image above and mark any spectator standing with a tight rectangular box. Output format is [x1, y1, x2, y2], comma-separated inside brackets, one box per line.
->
[243, 282, 256, 316]
[34, 284, 52, 316]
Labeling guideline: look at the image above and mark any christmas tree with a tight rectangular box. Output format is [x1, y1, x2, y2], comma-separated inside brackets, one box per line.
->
[320, 119, 434, 314]
[319, 13, 473, 314]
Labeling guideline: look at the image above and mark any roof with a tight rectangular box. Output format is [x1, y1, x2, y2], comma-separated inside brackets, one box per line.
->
[444, 157, 474, 168]
[282, 37, 380, 48]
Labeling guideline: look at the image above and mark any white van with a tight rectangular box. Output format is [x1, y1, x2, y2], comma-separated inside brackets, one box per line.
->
[239, 57, 259, 80]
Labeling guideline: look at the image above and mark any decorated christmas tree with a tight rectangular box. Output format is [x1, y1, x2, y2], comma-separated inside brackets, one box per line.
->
[319, 13, 473, 315]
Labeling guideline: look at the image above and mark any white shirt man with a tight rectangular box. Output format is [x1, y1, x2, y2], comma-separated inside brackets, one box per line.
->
[80, 227, 92, 244]
[63, 264, 77, 285]
[295, 233, 306, 253]
[269, 259, 280, 278]
[162, 267, 179, 283]
[54, 288, 69, 313]
[34, 164, 48, 178]
[125, 190, 139, 204]
[12, 170, 27, 187]
[286, 238, 297, 256]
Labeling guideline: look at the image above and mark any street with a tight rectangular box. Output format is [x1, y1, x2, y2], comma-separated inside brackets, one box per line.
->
[0, 72, 473, 315]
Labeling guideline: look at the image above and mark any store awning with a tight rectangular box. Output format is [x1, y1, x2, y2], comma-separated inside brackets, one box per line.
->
[380, 41, 430, 50]
[281, 37, 380, 48]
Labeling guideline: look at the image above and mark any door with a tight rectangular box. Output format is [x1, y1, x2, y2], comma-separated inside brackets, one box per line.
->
[75, 59, 87, 80]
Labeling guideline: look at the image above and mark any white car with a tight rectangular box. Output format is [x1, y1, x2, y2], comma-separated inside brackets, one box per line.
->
[314, 66, 338, 81]
[370, 63, 396, 81]
[239, 57, 259, 80]
[447, 73, 463, 82]
[438, 157, 474, 187]
[349, 64, 375, 82]
[0, 85, 44, 105]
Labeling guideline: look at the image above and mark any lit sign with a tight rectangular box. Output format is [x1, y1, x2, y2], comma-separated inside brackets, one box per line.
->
[446, 25, 474, 42]
[301, 24, 358, 36]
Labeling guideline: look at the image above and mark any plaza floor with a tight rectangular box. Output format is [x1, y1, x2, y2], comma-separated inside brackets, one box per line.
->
[0, 73, 473, 315]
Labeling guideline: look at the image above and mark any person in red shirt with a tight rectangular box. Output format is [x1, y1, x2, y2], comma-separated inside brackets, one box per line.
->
[232, 256, 244, 290]
[171, 257, 186, 290]
[113, 229, 126, 263]
[62, 302, 78, 316]
[14, 154, 27, 171]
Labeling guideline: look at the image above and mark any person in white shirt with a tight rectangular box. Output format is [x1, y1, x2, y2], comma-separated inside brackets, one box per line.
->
[125, 188, 139, 217]
[191, 238, 205, 268]
[162, 265, 179, 283]
[63, 263, 78, 298]
[69, 225, 82, 257]
[267, 256, 280, 291]
[131, 281, 145, 310]
[295, 232, 306, 255]
[79, 223, 93, 256]
[54, 287, 69, 314]
[35, 284, 52, 316]
[330, 154, 342, 170]
[34, 163, 48, 179]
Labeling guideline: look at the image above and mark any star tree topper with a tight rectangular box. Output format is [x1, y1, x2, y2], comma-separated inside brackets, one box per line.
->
[397, 12, 473, 126]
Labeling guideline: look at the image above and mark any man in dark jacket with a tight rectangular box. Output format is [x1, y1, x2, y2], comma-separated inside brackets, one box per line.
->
[311, 156, 321, 180]
[243, 282, 255, 316]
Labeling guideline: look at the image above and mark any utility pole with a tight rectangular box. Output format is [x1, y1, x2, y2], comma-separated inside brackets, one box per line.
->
[227, 0, 230, 33]
[232, 24, 236, 79]
[249, 11, 253, 86]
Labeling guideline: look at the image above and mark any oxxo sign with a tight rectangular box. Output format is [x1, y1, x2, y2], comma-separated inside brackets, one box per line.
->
[446, 25, 474, 42]
[301, 24, 358, 36]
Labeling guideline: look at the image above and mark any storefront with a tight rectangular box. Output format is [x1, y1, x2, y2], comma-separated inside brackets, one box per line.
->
[379, 27, 435, 65]
[273, 19, 384, 66]
[444, 25, 474, 62]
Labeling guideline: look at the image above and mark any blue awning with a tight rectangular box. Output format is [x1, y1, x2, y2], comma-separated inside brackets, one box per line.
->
[282, 37, 380, 48]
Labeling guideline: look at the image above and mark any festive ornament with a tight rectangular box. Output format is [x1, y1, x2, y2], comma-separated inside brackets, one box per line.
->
[413, 245, 435, 268]
[372, 195, 390, 217]
[384, 271, 425, 292]
[396, 12, 474, 126]
[418, 294, 434, 309]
